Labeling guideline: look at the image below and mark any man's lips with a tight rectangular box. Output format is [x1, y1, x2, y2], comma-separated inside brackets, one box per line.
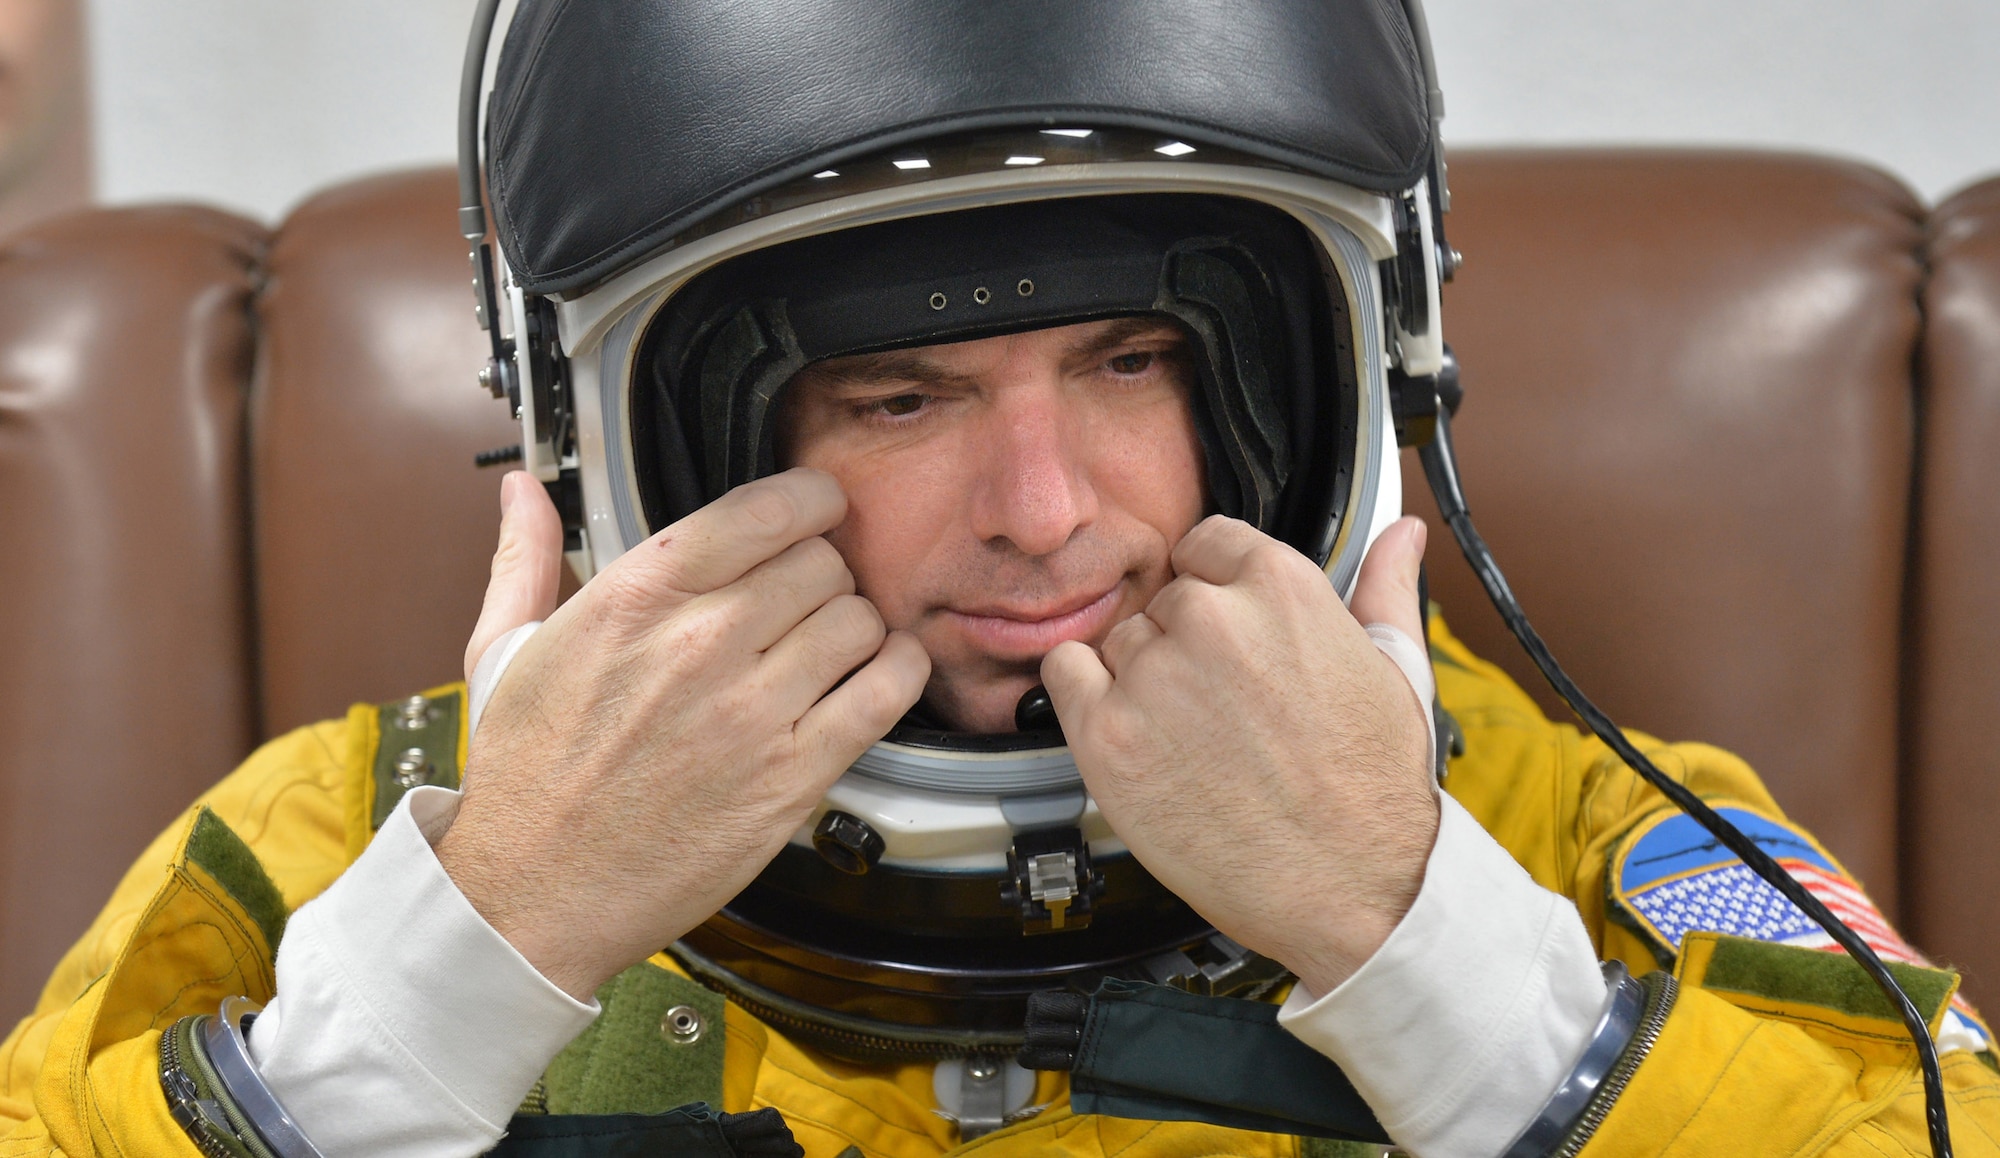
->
[940, 584, 1126, 658]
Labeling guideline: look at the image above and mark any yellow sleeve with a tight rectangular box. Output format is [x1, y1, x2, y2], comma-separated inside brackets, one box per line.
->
[1579, 935, 2000, 1156]
[1428, 612, 2000, 1154]
[0, 701, 374, 1154]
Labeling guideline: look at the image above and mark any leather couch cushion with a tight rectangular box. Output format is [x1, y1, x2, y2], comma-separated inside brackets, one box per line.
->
[0, 206, 266, 1020]
[251, 170, 522, 736]
[1906, 176, 2000, 1003]
[1405, 150, 1924, 909]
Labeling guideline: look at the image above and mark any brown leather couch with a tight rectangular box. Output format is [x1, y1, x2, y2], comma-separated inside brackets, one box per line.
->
[3, 152, 1995, 1026]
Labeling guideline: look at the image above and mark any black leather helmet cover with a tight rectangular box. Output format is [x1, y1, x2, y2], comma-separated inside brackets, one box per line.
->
[486, 0, 1433, 295]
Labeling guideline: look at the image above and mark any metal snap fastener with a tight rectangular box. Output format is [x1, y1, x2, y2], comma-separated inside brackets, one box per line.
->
[396, 695, 430, 730]
[392, 748, 434, 788]
[662, 1005, 704, 1044]
[929, 291, 948, 310]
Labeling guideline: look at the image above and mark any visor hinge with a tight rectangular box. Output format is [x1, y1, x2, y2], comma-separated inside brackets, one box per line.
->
[1384, 191, 1432, 339]
[1002, 827, 1103, 935]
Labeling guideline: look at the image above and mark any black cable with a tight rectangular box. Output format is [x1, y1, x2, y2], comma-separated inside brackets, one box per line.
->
[1416, 403, 1952, 1158]
[457, 0, 505, 244]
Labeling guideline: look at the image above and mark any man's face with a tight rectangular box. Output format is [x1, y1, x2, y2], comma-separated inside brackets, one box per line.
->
[778, 317, 1207, 732]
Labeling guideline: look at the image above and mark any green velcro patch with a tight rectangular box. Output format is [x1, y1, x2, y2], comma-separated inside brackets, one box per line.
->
[185, 807, 289, 956]
[371, 690, 463, 829]
[1682, 933, 1957, 1036]
[1301, 1139, 1384, 1158]
[541, 962, 726, 1115]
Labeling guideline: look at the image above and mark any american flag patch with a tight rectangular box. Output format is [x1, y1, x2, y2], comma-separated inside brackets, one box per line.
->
[1612, 804, 1991, 1053]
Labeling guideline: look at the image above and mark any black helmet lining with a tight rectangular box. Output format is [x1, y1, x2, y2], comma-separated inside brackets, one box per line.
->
[630, 193, 1352, 558]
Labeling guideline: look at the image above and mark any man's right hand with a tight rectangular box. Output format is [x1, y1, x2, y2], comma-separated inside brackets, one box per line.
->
[435, 469, 930, 1001]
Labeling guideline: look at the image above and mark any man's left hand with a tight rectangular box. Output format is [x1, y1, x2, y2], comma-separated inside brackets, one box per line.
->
[1042, 514, 1438, 997]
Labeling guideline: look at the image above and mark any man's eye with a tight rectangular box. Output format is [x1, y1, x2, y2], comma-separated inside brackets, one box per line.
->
[1107, 351, 1155, 375]
[877, 393, 926, 416]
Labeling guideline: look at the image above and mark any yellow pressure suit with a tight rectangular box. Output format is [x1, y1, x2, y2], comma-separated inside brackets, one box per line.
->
[4, 616, 1997, 1158]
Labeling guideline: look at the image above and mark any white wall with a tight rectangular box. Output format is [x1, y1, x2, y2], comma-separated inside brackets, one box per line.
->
[1426, 0, 2000, 201]
[87, 0, 475, 221]
[86, 0, 2000, 222]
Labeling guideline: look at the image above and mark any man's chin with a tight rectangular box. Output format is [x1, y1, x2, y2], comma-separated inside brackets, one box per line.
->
[918, 672, 1044, 735]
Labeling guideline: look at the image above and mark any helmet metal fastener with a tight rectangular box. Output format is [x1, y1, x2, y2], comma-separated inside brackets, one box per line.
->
[973, 286, 991, 305]
[967, 1058, 999, 1082]
[813, 810, 887, 874]
[662, 1005, 704, 1044]
[392, 748, 434, 789]
[929, 291, 948, 310]
[1016, 278, 1034, 297]
[396, 695, 430, 730]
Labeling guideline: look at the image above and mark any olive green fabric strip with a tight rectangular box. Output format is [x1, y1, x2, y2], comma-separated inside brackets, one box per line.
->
[542, 962, 727, 1115]
[184, 807, 289, 956]
[1699, 936, 1956, 1025]
[485, 1106, 738, 1157]
[166, 1014, 280, 1158]
[1069, 978, 1389, 1144]
[370, 690, 463, 829]
[1300, 1139, 1384, 1158]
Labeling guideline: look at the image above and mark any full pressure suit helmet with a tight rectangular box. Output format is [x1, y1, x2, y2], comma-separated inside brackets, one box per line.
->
[460, 0, 1457, 1057]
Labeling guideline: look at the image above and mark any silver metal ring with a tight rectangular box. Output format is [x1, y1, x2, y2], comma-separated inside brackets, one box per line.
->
[662, 1004, 705, 1044]
[1498, 961, 1645, 1158]
[848, 740, 1081, 794]
[203, 996, 329, 1158]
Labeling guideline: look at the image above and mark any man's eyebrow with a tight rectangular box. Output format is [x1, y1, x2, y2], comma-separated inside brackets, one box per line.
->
[802, 349, 967, 390]
[800, 317, 1186, 390]
[1063, 316, 1186, 359]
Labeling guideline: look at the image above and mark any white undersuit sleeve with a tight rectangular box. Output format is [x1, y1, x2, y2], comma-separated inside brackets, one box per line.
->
[1276, 792, 1608, 1158]
[246, 786, 599, 1158]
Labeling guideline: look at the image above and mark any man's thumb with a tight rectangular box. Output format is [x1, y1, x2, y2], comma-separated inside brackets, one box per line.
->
[465, 471, 565, 682]
[1040, 639, 1115, 739]
[1347, 515, 1428, 643]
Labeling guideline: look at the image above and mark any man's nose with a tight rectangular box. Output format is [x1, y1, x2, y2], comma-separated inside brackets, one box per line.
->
[968, 384, 1097, 557]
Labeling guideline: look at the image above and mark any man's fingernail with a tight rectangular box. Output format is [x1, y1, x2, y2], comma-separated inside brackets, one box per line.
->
[500, 472, 519, 516]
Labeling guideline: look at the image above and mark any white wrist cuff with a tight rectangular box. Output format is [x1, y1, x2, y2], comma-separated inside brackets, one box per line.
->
[247, 787, 598, 1157]
[1276, 793, 1608, 1158]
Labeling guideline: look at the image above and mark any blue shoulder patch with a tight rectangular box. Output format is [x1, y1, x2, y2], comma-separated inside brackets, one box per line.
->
[1613, 804, 1874, 952]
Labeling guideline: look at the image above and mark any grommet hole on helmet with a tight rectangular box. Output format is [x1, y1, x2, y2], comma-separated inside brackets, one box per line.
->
[1016, 278, 1035, 297]
[929, 291, 948, 310]
[973, 286, 991, 305]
